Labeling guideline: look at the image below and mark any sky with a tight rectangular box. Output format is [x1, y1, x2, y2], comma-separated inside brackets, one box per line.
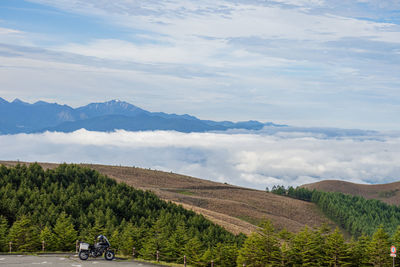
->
[0, 0, 400, 130]
[1, 0, 400, 189]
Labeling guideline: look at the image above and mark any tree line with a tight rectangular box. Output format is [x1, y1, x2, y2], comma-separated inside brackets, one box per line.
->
[270, 185, 400, 237]
[238, 220, 400, 267]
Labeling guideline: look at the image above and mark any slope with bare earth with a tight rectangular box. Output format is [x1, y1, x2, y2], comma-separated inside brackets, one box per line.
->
[302, 180, 400, 205]
[0, 161, 337, 235]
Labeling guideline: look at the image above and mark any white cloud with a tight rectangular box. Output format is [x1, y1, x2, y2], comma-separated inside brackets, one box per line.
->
[1, 129, 400, 190]
[0, 27, 22, 35]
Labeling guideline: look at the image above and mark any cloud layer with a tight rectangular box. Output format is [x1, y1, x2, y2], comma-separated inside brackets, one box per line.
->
[2, 129, 399, 189]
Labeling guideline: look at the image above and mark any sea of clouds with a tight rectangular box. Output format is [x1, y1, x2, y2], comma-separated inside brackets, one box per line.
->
[1, 128, 400, 190]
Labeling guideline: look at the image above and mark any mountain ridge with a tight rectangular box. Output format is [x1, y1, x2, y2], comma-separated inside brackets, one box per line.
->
[0, 98, 283, 134]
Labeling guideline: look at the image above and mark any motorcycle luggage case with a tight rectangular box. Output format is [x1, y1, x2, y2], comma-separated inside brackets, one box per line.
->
[79, 243, 89, 250]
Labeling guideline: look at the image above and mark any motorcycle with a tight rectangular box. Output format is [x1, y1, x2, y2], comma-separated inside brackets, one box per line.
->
[79, 235, 115, 261]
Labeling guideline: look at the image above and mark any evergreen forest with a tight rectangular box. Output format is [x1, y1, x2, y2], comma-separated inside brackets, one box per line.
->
[0, 163, 244, 265]
[271, 185, 400, 237]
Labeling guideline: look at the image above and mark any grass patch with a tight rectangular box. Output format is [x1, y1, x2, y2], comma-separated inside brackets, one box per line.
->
[378, 189, 399, 198]
[174, 190, 195, 196]
[235, 215, 262, 226]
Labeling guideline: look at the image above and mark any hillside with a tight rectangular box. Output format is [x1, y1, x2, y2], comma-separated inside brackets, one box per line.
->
[302, 180, 400, 205]
[0, 161, 337, 235]
[0, 163, 245, 266]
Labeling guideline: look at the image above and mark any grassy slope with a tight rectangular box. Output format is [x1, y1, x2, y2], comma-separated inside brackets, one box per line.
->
[0, 161, 336, 235]
[302, 179, 400, 205]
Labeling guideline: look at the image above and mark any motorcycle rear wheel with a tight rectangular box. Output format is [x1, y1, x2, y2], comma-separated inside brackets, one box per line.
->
[79, 251, 89, 260]
[104, 250, 115, 261]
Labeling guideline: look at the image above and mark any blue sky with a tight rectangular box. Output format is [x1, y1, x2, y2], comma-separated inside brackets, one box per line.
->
[1, 0, 400, 130]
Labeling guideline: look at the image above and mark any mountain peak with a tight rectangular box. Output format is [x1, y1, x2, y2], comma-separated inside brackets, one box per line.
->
[12, 98, 28, 105]
[33, 100, 51, 106]
[0, 97, 8, 104]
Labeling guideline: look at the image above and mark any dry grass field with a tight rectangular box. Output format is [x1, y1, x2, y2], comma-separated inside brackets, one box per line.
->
[1, 160, 337, 235]
[303, 179, 400, 205]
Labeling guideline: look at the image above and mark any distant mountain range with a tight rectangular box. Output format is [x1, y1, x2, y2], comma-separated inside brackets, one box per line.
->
[0, 98, 283, 134]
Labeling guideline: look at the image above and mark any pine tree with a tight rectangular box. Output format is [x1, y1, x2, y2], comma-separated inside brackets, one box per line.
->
[301, 229, 325, 266]
[40, 226, 55, 251]
[184, 237, 204, 266]
[109, 229, 122, 254]
[214, 242, 237, 267]
[52, 212, 77, 251]
[86, 219, 105, 243]
[325, 227, 348, 267]
[367, 226, 391, 267]
[258, 220, 281, 264]
[391, 225, 400, 250]
[237, 233, 264, 266]
[201, 247, 217, 267]
[0, 216, 8, 252]
[163, 222, 188, 262]
[119, 223, 135, 255]
[346, 234, 371, 267]
[279, 241, 291, 267]
[7, 216, 40, 251]
[290, 226, 311, 265]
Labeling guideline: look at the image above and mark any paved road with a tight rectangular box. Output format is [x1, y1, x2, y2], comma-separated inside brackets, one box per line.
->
[0, 255, 160, 266]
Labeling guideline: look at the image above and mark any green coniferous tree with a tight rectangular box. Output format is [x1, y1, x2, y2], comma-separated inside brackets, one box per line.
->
[346, 234, 371, 267]
[290, 226, 311, 266]
[391, 225, 400, 250]
[109, 229, 122, 254]
[7, 216, 40, 252]
[53, 212, 77, 251]
[40, 226, 55, 251]
[301, 229, 325, 266]
[0, 216, 8, 252]
[367, 226, 391, 267]
[184, 237, 204, 266]
[119, 223, 135, 255]
[163, 222, 188, 263]
[325, 227, 348, 267]
[213, 242, 237, 267]
[200, 247, 217, 267]
[237, 221, 280, 267]
[258, 220, 281, 264]
[279, 241, 291, 267]
[86, 219, 105, 243]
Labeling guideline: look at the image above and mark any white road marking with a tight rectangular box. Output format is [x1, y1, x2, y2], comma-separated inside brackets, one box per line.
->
[0, 258, 5, 260]
[59, 257, 66, 260]
[71, 264, 82, 267]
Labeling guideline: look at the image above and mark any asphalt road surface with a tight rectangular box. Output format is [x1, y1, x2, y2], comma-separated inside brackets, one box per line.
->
[0, 255, 160, 266]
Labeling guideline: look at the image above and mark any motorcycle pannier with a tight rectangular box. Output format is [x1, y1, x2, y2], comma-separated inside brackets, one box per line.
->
[80, 243, 89, 250]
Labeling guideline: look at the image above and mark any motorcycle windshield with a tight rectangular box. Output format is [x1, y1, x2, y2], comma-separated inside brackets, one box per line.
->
[103, 236, 111, 246]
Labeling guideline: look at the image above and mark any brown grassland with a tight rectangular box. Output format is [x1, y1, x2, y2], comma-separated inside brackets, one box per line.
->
[1, 160, 337, 235]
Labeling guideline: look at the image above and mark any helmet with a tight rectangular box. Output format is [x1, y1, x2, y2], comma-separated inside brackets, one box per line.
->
[97, 235, 105, 242]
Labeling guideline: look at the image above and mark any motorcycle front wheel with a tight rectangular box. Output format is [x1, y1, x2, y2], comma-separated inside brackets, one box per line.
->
[104, 250, 115, 261]
[79, 251, 89, 260]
